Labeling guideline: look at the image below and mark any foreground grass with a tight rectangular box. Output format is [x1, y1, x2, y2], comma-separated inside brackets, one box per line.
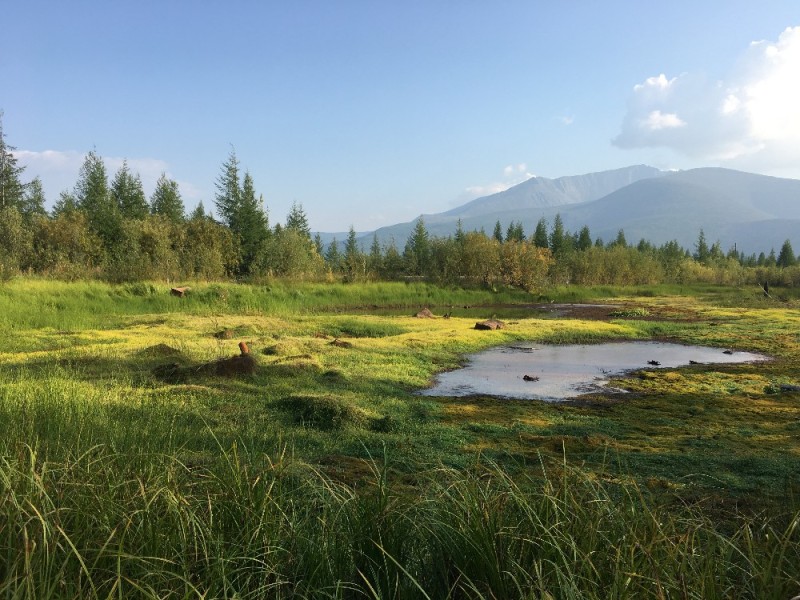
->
[1, 279, 799, 597]
[2, 443, 798, 599]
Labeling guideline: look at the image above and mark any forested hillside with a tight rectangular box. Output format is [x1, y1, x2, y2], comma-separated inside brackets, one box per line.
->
[2, 117, 799, 289]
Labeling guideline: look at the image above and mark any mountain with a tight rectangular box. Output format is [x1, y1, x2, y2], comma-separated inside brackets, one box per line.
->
[357, 167, 800, 256]
[442, 164, 664, 218]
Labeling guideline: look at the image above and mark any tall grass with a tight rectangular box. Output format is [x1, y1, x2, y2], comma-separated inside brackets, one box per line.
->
[1, 443, 797, 599]
[0, 279, 534, 330]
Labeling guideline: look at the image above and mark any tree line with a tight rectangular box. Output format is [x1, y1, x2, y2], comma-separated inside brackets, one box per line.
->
[1, 117, 798, 289]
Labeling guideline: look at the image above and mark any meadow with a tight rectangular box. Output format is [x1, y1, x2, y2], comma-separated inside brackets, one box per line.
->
[0, 279, 798, 599]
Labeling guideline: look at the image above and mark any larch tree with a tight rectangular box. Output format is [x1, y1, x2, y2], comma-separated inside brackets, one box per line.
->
[20, 176, 47, 221]
[74, 150, 121, 251]
[150, 173, 185, 223]
[111, 161, 149, 220]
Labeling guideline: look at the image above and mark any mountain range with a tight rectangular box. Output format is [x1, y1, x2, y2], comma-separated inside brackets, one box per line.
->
[320, 165, 800, 256]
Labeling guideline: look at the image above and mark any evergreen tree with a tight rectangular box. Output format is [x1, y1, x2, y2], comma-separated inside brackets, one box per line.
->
[0, 111, 26, 211]
[325, 236, 341, 271]
[694, 229, 710, 263]
[285, 201, 311, 239]
[777, 239, 796, 268]
[53, 191, 79, 216]
[404, 217, 431, 275]
[111, 161, 148, 219]
[576, 225, 592, 251]
[343, 225, 364, 281]
[190, 202, 207, 221]
[214, 149, 242, 228]
[506, 221, 525, 242]
[493, 220, 504, 243]
[611, 229, 627, 248]
[766, 248, 777, 267]
[368, 233, 383, 276]
[20, 176, 47, 221]
[454, 219, 466, 247]
[314, 233, 324, 256]
[74, 150, 121, 249]
[150, 173, 185, 223]
[533, 218, 549, 248]
[237, 171, 270, 274]
[549, 214, 566, 255]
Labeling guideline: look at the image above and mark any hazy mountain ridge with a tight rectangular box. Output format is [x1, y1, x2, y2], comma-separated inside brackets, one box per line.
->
[344, 166, 800, 256]
[443, 164, 664, 218]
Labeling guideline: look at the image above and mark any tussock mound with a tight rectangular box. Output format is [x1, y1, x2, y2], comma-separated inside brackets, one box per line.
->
[138, 343, 183, 358]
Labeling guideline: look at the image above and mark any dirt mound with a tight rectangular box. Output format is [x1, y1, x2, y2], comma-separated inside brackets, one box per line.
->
[153, 352, 257, 382]
[138, 343, 183, 357]
[208, 354, 257, 376]
[214, 329, 235, 339]
[415, 307, 435, 318]
[329, 338, 353, 349]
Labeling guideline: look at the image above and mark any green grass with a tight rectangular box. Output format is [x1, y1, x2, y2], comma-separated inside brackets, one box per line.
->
[1, 278, 799, 597]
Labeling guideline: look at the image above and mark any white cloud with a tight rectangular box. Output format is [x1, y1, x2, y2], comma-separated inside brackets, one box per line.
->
[642, 110, 686, 131]
[614, 26, 800, 175]
[14, 149, 203, 206]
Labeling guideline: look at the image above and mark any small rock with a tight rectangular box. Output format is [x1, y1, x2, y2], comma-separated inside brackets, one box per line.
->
[170, 286, 190, 297]
[522, 374, 539, 382]
[474, 319, 505, 331]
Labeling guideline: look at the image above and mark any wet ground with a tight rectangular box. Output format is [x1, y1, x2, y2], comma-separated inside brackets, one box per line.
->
[419, 341, 768, 401]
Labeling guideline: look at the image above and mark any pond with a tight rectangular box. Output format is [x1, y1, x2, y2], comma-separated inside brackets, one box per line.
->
[419, 341, 768, 401]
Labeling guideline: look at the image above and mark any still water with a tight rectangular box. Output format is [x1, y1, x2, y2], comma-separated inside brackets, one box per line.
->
[419, 341, 767, 401]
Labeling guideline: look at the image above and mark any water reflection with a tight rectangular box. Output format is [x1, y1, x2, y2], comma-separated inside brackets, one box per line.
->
[419, 341, 767, 401]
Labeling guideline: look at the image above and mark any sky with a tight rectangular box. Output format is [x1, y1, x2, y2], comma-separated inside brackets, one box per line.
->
[2, 1, 799, 232]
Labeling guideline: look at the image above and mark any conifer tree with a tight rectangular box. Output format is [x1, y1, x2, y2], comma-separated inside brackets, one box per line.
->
[576, 225, 592, 251]
[20, 176, 47, 221]
[0, 111, 26, 211]
[343, 225, 364, 281]
[549, 214, 566, 255]
[237, 171, 270, 273]
[285, 201, 311, 239]
[111, 161, 149, 219]
[325, 236, 341, 271]
[694, 229, 710, 263]
[214, 149, 242, 228]
[533, 218, 549, 248]
[777, 239, 796, 268]
[74, 150, 121, 250]
[493, 220, 504, 243]
[150, 173, 185, 223]
[404, 217, 431, 275]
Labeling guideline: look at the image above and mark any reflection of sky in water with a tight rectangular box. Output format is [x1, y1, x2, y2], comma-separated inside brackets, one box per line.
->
[419, 342, 767, 401]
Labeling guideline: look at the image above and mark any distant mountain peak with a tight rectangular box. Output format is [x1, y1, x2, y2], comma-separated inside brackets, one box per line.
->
[354, 165, 800, 256]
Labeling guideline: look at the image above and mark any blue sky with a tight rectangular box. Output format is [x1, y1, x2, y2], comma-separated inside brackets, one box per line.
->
[3, 1, 799, 231]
